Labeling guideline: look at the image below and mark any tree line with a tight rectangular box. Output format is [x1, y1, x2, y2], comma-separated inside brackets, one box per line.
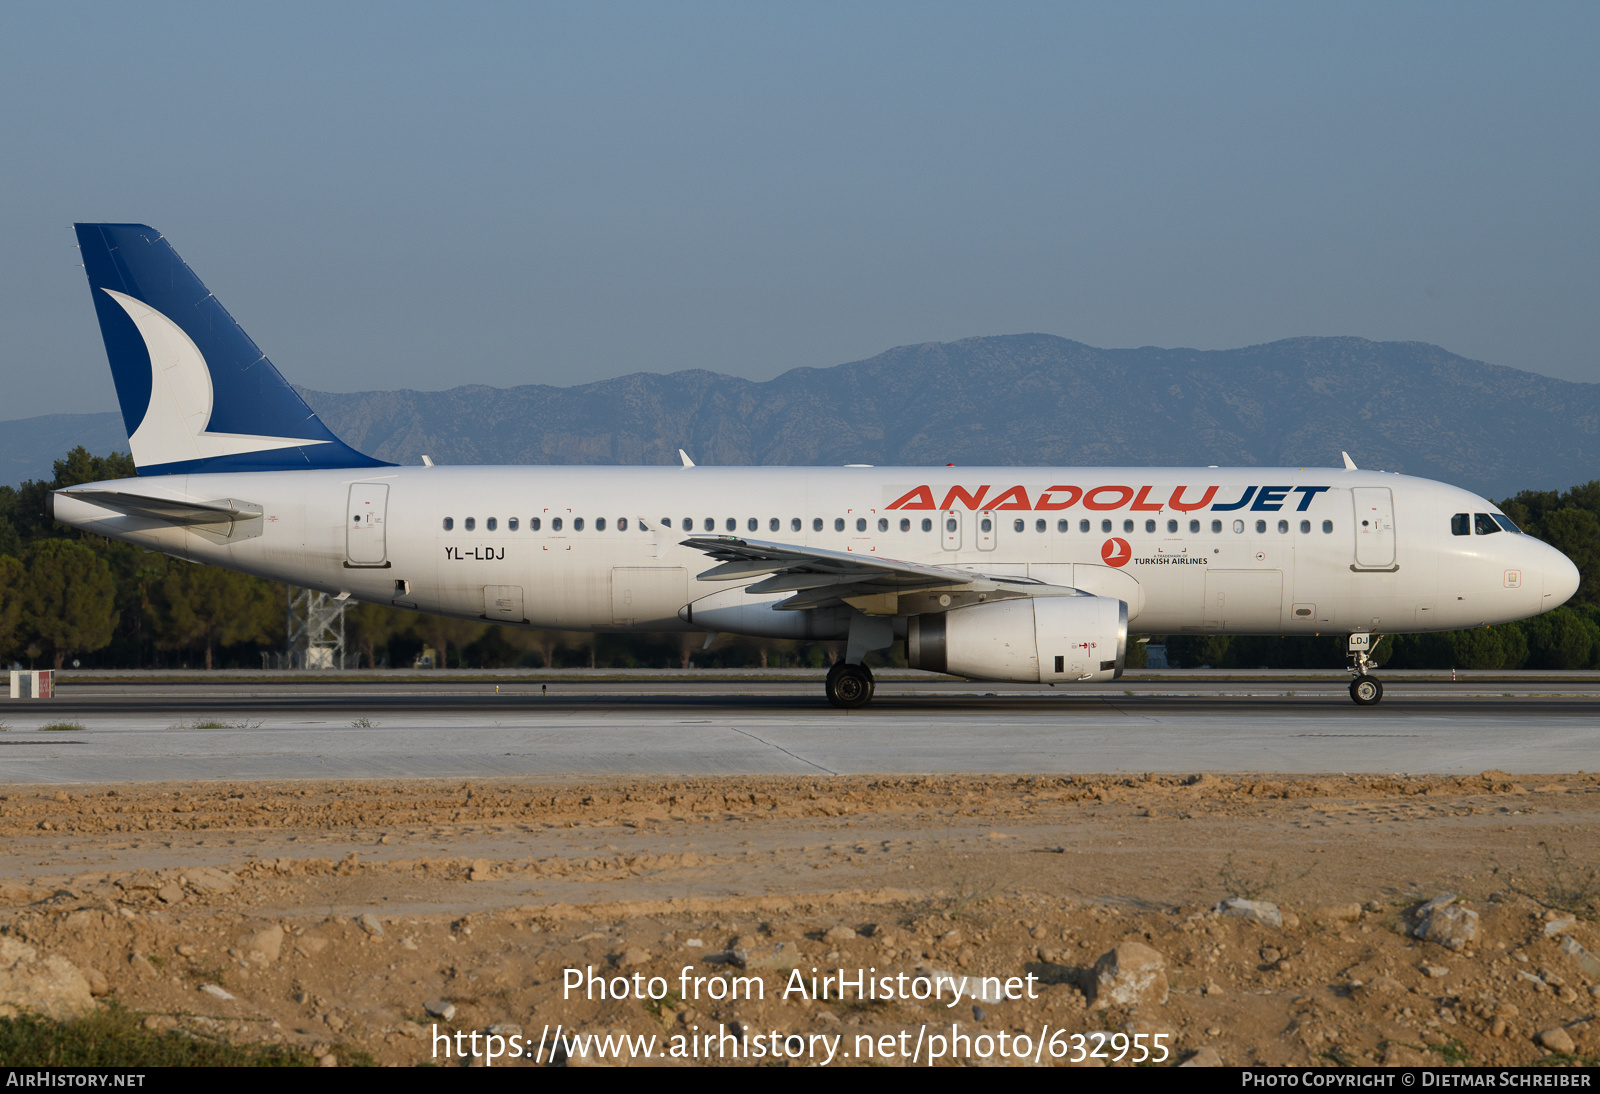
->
[2, 447, 1598, 671]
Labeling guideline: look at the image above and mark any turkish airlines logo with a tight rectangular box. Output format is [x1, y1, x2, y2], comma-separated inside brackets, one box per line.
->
[1101, 537, 1131, 567]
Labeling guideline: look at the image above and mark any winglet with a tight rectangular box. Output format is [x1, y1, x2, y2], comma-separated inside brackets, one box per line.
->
[679, 449, 696, 468]
[1341, 451, 1359, 471]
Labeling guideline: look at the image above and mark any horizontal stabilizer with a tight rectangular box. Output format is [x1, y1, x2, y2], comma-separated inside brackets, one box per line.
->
[56, 488, 260, 527]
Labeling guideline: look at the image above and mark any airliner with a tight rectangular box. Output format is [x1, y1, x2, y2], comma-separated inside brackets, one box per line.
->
[48, 224, 1580, 707]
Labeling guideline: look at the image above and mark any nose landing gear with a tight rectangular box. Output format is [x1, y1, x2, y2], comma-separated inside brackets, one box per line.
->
[1347, 632, 1383, 705]
[1350, 674, 1383, 705]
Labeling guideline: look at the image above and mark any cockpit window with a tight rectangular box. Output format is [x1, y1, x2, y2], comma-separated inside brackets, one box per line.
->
[1474, 512, 1502, 535]
[1492, 514, 1522, 534]
[1450, 513, 1470, 536]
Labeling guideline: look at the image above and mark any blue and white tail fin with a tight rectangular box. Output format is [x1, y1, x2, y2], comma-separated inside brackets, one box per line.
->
[74, 223, 390, 476]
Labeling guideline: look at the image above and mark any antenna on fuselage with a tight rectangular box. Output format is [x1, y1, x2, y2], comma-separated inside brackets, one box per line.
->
[1341, 451, 1358, 471]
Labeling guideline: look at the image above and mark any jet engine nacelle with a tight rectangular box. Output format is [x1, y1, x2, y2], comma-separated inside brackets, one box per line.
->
[906, 596, 1127, 683]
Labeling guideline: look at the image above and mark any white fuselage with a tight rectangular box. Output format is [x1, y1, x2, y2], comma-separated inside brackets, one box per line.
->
[53, 465, 1578, 641]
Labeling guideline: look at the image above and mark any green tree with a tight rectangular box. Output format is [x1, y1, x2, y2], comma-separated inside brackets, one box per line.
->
[1522, 607, 1600, 670]
[154, 565, 278, 669]
[1538, 508, 1600, 605]
[417, 616, 488, 669]
[20, 539, 118, 669]
[345, 600, 417, 668]
[0, 555, 23, 660]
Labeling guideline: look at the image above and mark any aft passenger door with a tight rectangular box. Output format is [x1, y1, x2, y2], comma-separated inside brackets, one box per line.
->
[346, 483, 390, 567]
[1352, 487, 1397, 569]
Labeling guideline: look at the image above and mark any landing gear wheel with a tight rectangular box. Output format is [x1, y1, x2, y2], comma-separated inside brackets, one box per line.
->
[826, 663, 874, 709]
[1349, 675, 1383, 706]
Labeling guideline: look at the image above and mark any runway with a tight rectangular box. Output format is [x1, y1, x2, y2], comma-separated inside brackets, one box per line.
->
[1, 677, 1595, 782]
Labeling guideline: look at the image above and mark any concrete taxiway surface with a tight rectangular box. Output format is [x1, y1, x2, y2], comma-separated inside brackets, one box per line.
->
[0, 677, 1594, 781]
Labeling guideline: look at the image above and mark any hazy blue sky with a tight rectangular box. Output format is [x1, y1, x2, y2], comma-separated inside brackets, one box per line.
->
[2, 2, 1597, 419]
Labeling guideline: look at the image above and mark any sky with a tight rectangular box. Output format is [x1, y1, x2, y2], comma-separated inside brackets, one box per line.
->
[2, 2, 1597, 419]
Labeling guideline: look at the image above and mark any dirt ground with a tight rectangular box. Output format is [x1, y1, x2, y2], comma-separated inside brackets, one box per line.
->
[0, 772, 1597, 1067]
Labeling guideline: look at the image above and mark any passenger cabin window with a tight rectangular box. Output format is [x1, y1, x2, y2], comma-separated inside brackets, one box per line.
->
[857, 518, 868, 532]
[618, 518, 628, 531]
[769, 518, 780, 532]
[682, 517, 692, 532]
[704, 517, 715, 532]
[1277, 520, 1288, 534]
[1036, 519, 1046, 533]
[509, 517, 519, 531]
[1451, 513, 1471, 536]
[1211, 520, 1222, 533]
[1299, 520, 1310, 533]
[748, 518, 758, 532]
[530, 517, 541, 531]
[574, 518, 585, 531]
[1144, 519, 1156, 533]
[442, 517, 454, 531]
[1122, 519, 1134, 533]
[980, 517, 993, 532]
[1474, 512, 1502, 535]
[1322, 520, 1333, 533]
[879, 518, 889, 532]
[900, 518, 911, 532]
[1168, 519, 1179, 533]
[791, 518, 802, 532]
[1081, 520, 1091, 533]
[552, 517, 563, 531]
[1189, 519, 1200, 533]
[1013, 519, 1025, 533]
[1233, 520, 1245, 533]
[921, 518, 933, 532]
[464, 517, 476, 531]
[595, 518, 606, 531]
[834, 518, 846, 532]
[813, 518, 823, 532]
[726, 518, 737, 532]
[1101, 520, 1112, 533]
[486, 517, 497, 531]
[1057, 519, 1069, 532]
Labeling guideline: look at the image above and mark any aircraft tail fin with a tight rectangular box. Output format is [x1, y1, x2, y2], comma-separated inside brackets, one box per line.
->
[73, 223, 390, 475]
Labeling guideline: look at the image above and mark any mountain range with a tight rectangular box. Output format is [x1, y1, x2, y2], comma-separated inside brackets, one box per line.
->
[4, 335, 1595, 498]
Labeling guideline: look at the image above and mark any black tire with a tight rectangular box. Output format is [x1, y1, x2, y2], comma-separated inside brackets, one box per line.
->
[1349, 675, 1383, 706]
[826, 663, 874, 709]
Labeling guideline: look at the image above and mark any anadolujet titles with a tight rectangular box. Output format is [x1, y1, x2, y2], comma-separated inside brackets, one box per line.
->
[50, 225, 1580, 706]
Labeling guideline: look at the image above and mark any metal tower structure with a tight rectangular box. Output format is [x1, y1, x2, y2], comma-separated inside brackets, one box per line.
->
[285, 586, 346, 669]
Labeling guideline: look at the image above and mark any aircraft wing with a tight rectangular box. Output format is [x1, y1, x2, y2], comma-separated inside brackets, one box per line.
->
[679, 534, 1084, 616]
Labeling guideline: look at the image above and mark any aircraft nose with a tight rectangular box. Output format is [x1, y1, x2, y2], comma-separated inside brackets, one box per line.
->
[1545, 545, 1580, 608]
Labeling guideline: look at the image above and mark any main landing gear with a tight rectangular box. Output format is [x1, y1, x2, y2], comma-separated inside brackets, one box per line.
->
[826, 661, 875, 709]
[1347, 632, 1383, 706]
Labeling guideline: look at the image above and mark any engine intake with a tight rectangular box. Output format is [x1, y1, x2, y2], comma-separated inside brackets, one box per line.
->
[907, 596, 1127, 683]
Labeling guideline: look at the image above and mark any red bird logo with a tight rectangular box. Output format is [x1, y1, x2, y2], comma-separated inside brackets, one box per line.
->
[1101, 537, 1131, 567]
